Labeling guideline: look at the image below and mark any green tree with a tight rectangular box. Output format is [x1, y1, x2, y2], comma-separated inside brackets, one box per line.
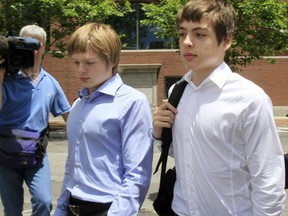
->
[0, 0, 132, 57]
[141, 0, 288, 69]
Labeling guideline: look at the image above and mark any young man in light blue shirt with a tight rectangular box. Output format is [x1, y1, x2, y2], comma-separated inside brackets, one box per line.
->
[55, 22, 153, 216]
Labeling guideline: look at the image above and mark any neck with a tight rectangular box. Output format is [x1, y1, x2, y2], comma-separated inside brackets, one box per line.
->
[191, 69, 213, 86]
[191, 62, 223, 86]
[22, 65, 41, 82]
[29, 65, 40, 74]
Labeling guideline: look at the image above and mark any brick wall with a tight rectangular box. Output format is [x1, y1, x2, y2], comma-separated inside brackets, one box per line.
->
[42, 56, 80, 104]
[239, 58, 288, 106]
[42, 51, 288, 107]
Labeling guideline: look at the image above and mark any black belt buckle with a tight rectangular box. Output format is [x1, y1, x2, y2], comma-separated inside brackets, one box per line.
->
[69, 204, 80, 216]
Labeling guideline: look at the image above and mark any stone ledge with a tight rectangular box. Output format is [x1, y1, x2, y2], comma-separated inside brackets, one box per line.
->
[49, 119, 66, 131]
[275, 117, 288, 127]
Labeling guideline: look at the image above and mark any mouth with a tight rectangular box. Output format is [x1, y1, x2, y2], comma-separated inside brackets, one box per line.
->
[80, 77, 90, 82]
[183, 53, 197, 60]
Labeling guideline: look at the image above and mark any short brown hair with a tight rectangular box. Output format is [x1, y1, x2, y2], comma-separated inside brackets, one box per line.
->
[67, 22, 121, 75]
[176, 0, 236, 45]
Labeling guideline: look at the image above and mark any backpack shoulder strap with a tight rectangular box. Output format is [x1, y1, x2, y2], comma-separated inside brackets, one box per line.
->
[154, 79, 188, 175]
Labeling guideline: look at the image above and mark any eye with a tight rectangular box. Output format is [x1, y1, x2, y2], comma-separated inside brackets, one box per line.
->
[195, 32, 206, 37]
[178, 32, 186, 38]
[86, 61, 96, 65]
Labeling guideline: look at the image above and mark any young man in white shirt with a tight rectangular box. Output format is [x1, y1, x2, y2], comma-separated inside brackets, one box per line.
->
[153, 0, 286, 215]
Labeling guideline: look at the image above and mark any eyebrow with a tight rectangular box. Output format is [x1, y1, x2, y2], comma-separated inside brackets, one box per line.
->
[178, 26, 208, 32]
[71, 57, 98, 61]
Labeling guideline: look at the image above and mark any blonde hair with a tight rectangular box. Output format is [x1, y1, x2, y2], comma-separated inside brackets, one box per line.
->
[68, 22, 121, 75]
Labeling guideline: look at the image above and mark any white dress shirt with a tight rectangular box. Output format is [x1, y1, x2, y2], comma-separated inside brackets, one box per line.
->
[171, 62, 286, 216]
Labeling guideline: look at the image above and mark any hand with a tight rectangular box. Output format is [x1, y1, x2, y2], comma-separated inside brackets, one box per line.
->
[152, 102, 177, 139]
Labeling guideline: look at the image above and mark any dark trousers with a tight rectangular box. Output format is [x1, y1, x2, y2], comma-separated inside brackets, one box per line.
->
[67, 195, 112, 216]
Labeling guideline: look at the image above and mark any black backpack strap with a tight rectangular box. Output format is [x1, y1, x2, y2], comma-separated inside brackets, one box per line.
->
[154, 79, 188, 175]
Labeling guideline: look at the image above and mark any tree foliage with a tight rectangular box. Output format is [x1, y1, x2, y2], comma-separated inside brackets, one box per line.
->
[142, 0, 288, 68]
[1, 0, 287, 68]
[0, 0, 132, 57]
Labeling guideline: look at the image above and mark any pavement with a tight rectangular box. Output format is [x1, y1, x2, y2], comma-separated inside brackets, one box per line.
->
[0, 129, 163, 216]
[1, 119, 288, 215]
[43, 131, 162, 216]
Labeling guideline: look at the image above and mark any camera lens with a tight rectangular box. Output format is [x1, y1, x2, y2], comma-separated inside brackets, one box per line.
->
[9, 50, 32, 68]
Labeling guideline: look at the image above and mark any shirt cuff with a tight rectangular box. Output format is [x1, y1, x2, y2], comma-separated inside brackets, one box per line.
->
[148, 128, 162, 142]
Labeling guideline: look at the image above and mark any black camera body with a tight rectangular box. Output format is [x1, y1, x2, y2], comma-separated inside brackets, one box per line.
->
[0, 36, 41, 73]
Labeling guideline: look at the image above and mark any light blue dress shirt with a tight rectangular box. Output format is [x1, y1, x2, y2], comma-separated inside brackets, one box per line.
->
[55, 73, 153, 216]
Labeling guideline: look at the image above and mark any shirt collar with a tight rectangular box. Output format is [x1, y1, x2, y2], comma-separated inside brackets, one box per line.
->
[79, 73, 123, 100]
[183, 62, 232, 89]
[12, 67, 45, 79]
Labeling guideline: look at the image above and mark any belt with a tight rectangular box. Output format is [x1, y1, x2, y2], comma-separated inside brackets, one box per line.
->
[68, 196, 112, 216]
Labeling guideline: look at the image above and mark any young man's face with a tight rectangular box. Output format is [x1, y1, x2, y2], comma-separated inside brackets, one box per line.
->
[178, 18, 231, 76]
[71, 49, 113, 94]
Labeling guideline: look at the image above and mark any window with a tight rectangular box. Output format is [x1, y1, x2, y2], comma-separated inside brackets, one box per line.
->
[107, 3, 171, 50]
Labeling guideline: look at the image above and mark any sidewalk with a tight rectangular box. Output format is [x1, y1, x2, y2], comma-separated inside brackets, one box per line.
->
[45, 114, 288, 216]
[27, 137, 160, 216]
[26, 124, 288, 216]
[1, 114, 288, 215]
[19, 126, 288, 216]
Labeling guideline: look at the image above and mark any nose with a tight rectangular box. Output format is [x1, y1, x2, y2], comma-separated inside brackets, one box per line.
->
[77, 63, 87, 74]
[183, 34, 193, 47]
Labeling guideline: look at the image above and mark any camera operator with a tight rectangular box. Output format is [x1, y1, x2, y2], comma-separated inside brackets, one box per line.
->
[0, 25, 71, 216]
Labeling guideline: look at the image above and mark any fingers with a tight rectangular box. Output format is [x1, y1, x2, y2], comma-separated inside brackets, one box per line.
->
[153, 109, 175, 127]
[152, 102, 177, 139]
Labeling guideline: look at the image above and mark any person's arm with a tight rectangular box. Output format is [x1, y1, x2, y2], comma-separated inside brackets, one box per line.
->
[108, 98, 153, 215]
[243, 92, 286, 215]
[61, 112, 69, 122]
[49, 76, 71, 122]
[54, 157, 71, 216]
[54, 101, 72, 216]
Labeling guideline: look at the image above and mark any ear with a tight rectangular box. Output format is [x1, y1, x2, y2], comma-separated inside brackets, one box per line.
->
[222, 34, 233, 51]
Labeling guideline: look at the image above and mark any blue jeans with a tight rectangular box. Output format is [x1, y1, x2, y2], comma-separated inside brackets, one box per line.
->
[0, 154, 52, 216]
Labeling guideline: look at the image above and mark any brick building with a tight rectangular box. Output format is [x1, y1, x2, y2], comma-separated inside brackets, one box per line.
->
[39, 0, 288, 111]
[42, 51, 288, 111]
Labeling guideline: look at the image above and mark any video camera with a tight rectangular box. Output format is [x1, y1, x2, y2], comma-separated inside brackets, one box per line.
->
[0, 35, 41, 74]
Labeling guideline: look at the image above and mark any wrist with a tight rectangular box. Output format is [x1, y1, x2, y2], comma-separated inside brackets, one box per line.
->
[148, 128, 162, 141]
[152, 134, 162, 141]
